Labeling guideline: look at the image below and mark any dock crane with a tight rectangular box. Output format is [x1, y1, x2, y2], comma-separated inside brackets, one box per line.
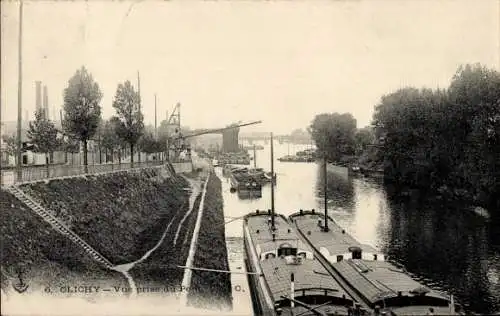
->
[162, 102, 261, 160]
[166, 120, 262, 161]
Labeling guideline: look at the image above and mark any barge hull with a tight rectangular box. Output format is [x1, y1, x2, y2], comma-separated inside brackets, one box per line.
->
[290, 211, 458, 315]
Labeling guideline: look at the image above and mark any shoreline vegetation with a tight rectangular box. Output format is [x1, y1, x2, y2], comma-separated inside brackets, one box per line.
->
[309, 64, 499, 212]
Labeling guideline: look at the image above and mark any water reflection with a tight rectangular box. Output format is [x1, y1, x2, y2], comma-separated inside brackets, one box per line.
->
[316, 166, 355, 211]
[381, 198, 500, 314]
[220, 141, 500, 314]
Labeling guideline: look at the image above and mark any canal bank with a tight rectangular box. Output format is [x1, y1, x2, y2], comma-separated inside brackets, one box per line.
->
[216, 167, 254, 316]
[186, 171, 233, 310]
[0, 166, 211, 306]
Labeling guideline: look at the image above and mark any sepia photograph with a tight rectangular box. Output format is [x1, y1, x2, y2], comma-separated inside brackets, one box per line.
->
[0, 0, 499, 315]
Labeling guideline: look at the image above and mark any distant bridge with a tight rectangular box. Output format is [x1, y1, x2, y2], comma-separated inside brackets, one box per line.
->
[240, 135, 312, 144]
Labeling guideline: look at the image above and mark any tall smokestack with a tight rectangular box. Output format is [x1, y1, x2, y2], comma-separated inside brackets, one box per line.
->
[35, 81, 42, 111]
[43, 85, 48, 119]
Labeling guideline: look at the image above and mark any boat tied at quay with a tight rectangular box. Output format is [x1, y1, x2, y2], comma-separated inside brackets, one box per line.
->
[243, 211, 356, 316]
[287, 155, 462, 316]
[224, 165, 276, 184]
[243, 133, 358, 316]
[229, 169, 263, 197]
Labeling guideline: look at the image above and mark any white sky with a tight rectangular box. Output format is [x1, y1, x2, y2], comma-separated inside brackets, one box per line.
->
[1, 0, 499, 134]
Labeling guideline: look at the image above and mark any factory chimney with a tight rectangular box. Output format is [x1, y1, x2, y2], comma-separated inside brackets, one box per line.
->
[43, 85, 48, 119]
[35, 81, 42, 111]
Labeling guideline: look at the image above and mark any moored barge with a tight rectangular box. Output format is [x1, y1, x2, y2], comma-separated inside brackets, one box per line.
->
[243, 133, 359, 316]
[290, 211, 460, 315]
[289, 155, 462, 315]
[243, 211, 356, 315]
[230, 172, 262, 197]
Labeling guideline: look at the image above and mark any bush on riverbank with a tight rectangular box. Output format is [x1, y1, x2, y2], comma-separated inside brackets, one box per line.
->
[18, 167, 190, 264]
[0, 190, 126, 296]
[187, 172, 232, 310]
[370, 64, 500, 210]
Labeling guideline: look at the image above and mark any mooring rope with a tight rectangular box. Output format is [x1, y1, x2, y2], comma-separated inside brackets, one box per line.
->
[178, 265, 262, 275]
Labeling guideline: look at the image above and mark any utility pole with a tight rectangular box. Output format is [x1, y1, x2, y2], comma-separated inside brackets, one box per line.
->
[60, 109, 68, 164]
[253, 144, 256, 169]
[16, 0, 23, 182]
[270, 132, 275, 230]
[323, 152, 329, 232]
[177, 102, 180, 129]
[137, 71, 141, 112]
[154, 94, 157, 139]
[155, 94, 158, 162]
[137, 71, 141, 163]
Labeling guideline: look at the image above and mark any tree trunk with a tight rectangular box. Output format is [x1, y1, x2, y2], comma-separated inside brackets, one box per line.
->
[64, 151, 68, 164]
[83, 139, 88, 173]
[130, 143, 134, 167]
[118, 148, 122, 164]
[46, 153, 50, 178]
[99, 145, 102, 164]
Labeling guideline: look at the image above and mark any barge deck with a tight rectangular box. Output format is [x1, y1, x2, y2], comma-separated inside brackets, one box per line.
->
[290, 210, 460, 316]
[244, 211, 357, 316]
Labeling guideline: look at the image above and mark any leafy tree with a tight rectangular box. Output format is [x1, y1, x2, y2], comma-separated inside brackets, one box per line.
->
[371, 63, 500, 209]
[158, 133, 169, 161]
[139, 132, 162, 162]
[60, 137, 80, 165]
[354, 127, 375, 155]
[158, 120, 171, 139]
[27, 108, 61, 172]
[289, 128, 311, 144]
[62, 66, 103, 172]
[100, 120, 120, 163]
[1, 133, 19, 165]
[309, 112, 357, 161]
[111, 80, 144, 166]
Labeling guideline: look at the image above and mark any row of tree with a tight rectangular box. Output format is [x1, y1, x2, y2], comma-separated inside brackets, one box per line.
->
[308, 63, 499, 209]
[3, 66, 170, 173]
[372, 63, 499, 209]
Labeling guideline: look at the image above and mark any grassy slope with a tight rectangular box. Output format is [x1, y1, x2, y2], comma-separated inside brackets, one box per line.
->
[187, 172, 232, 310]
[2, 167, 222, 299]
[129, 191, 202, 292]
[0, 190, 126, 296]
[19, 168, 190, 264]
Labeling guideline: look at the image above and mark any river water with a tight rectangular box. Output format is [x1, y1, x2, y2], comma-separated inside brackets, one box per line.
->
[221, 140, 500, 315]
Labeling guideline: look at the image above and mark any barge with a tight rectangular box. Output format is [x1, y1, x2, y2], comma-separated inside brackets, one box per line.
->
[290, 211, 459, 315]
[359, 168, 384, 179]
[230, 171, 262, 197]
[325, 161, 363, 178]
[289, 155, 461, 315]
[243, 211, 356, 315]
[278, 155, 315, 162]
[243, 133, 357, 316]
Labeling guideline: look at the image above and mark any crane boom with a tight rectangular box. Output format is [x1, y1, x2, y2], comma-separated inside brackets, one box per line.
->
[171, 120, 262, 140]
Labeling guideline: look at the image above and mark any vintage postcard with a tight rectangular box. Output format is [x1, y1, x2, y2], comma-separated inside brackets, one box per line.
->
[1, 1, 499, 315]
